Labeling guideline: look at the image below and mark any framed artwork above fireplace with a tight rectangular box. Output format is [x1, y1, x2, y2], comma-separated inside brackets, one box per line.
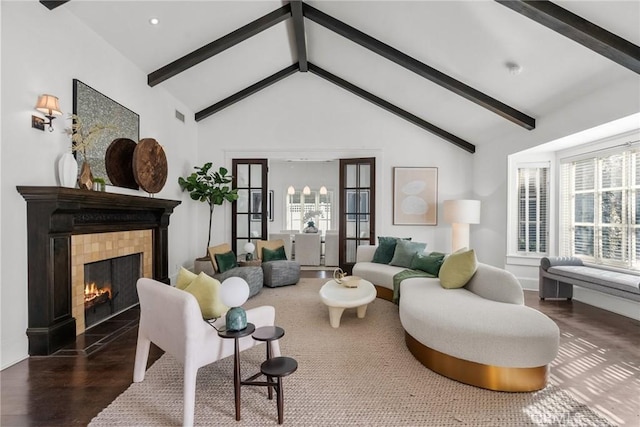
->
[72, 79, 140, 189]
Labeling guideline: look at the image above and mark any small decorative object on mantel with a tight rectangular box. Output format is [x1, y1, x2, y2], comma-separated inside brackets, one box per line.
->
[65, 114, 116, 190]
[57, 152, 78, 188]
[92, 177, 106, 192]
[105, 138, 138, 189]
[132, 138, 168, 194]
[333, 268, 360, 288]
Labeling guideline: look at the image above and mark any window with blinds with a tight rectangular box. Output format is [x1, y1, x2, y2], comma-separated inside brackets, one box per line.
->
[560, 148, 640, 270]
[517, 166, 549, 254]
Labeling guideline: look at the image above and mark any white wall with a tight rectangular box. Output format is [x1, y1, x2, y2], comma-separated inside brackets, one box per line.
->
[196, 72, 474, 254]
[0, 2, 200, 369]
[473, 75, 640, 318]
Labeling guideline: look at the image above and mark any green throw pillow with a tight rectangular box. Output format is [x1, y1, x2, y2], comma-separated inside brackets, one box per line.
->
[390, 240, 427, 268]
[214, 251, 238, 273]
[176, 267, 198, 290]
[410, 252, 446, 276]
[372, 236, 411, 264]
[182, 272, 228, 320]
[262, 245, 287, 262]
[439, 249, 478, 289]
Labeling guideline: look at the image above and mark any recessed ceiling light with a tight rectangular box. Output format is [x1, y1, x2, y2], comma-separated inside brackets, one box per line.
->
[506, 61, 523, 75]
[149, 17, 159, 26]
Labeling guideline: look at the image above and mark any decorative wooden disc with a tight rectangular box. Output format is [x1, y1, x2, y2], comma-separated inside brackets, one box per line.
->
[132, 138, 168, 194]
[105, 138, 138, 189]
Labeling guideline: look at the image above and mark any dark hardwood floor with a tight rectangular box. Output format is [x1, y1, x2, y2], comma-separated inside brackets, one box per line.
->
[1, 270, 638, 426]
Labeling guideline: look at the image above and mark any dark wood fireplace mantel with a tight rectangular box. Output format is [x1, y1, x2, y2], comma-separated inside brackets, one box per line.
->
[17, 186, 181, 355]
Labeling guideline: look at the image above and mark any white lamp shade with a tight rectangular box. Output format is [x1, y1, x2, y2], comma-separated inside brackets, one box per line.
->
[220, 277, 250, 307]
[443, 200, 481, 224]
[287, 185, 295, 195]
[303, 185, 311, 195]
[319, 186, 327, 195]
[244, 242, 255, 253]
[35, 94, 62, 116]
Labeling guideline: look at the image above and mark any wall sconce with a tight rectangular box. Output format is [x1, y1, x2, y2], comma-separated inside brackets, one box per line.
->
[33, 94, 62, 132]
[287, 185, 295, 195]
[303, 185, 311, 195]
[319, 186, 328, 195]
[443, 199, 481, 252]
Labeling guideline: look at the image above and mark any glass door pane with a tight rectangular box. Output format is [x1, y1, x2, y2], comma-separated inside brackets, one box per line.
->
[340, 158, 376, 273]
[232, 159, 267, 257]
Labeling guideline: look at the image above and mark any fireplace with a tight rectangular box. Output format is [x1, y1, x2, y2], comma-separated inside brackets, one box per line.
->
[17, 187, 180, 355]
[83, 253, 141, 330]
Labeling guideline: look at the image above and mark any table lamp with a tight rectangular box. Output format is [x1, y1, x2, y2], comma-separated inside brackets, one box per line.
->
[220, 277, 250, 331]
[244, 241, 255, 261]
[443, 200, 481, 252]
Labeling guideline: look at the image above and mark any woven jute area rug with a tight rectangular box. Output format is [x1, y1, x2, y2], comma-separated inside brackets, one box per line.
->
[90, 278, 614, 426]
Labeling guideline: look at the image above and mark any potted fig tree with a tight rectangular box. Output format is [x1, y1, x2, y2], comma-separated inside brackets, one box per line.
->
[178, 163, 238, 262]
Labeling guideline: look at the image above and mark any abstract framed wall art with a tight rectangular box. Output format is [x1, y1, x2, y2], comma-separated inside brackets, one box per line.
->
[73, 79, 140, 188]
[393, 167, 438, 225]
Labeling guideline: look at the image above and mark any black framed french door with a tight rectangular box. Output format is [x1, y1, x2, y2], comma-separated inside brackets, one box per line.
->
[232, 159, 268, 256]
[339, 157, 376, 273]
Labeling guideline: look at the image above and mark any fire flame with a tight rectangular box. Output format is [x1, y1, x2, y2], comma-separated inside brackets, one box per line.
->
[84, 282, 111, 303]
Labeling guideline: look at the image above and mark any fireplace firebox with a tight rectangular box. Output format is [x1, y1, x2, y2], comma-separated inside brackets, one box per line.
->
[17, 186, 180, 355]
[84, 253, 142, 329]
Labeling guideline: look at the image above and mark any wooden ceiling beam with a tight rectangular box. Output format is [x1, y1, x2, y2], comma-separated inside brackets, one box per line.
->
[39, 1, 69, 10]
[496, 0, 640, 75]
[308, 63, 476, 153]
[291, 1, 308, 72]
[148, 4, 292, 87]
[195, 64, 298, 122]
[303, 3, 535, 130]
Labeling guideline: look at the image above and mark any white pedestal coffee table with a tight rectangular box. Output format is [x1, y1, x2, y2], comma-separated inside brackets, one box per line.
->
[319, 278, 376, 328]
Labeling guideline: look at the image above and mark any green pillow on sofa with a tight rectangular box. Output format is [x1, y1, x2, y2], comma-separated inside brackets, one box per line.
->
[390, 240, 427, 268]
[214, 251, 238, 273]
[182, 272, 228, 320]
[372, 236, 411, 264]
[262, 245, 287, 262]
[410, 251, 446, 276]
[439, 248, 478, 289]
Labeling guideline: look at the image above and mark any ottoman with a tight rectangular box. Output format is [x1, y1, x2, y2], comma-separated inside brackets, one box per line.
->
[262, 260, 300, 288]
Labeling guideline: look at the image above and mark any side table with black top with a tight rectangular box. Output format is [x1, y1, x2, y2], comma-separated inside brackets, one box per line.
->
[217, 322, 255, 421]
[252, 326, 285, 399]
[238, 259, 262, 267]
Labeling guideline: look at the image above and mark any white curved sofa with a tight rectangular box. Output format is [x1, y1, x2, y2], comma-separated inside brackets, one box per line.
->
[353, 245, 559, 392]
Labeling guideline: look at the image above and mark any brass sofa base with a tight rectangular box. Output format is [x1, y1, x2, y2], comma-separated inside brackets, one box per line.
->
[405, 332, 549, 392]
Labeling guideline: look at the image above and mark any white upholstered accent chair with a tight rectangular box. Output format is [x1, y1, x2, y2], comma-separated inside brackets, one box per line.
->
[268, 233, 293, 260]
[324, 232, 339, 267]
[133, 278, 281, 427]
[294, 233, 322, 266]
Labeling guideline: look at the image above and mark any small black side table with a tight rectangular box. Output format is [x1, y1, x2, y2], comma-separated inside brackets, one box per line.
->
[218, 322, 255, 421]
[252, 326, 285, 399]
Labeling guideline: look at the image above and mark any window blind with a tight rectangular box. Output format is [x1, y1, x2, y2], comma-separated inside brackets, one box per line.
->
[517, 165, 549, 254]
[560, 148, 640, 270]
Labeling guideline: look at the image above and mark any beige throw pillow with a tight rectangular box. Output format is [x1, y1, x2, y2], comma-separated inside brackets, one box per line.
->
[439, 248, 478, 289]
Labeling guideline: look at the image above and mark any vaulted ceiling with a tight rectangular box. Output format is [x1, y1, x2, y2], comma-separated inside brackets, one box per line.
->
[57, 1, 639, 152]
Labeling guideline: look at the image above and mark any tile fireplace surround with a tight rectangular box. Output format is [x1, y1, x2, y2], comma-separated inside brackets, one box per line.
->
[17, 186, 180, 356]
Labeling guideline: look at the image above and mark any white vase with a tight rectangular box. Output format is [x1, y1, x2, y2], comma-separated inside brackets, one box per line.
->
[58, 152, 78, 188]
